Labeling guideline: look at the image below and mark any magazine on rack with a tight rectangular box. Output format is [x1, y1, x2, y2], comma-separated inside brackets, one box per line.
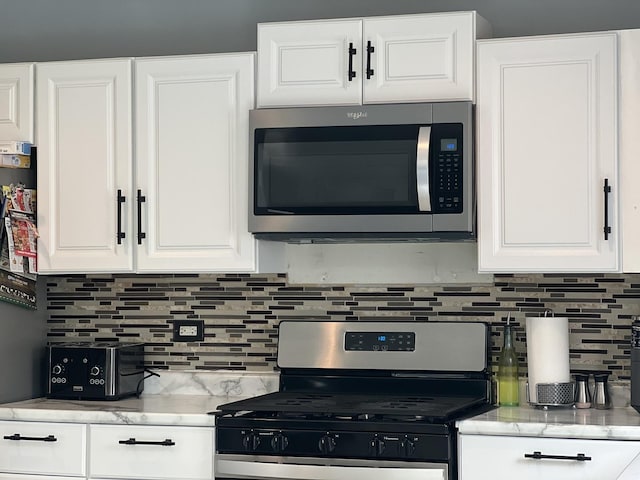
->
[0, 184, 37, 280]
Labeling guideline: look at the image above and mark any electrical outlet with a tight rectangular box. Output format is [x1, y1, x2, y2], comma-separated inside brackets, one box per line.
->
[173, 320, 204, 342]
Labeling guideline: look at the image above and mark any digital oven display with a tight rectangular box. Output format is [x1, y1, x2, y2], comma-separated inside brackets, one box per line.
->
[345, 332, 416, 352]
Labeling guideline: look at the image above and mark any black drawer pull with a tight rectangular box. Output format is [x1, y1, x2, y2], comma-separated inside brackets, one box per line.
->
[119, 437, 175, 446]
[4, 434, 57, 442]
[525, 451, 591, 462]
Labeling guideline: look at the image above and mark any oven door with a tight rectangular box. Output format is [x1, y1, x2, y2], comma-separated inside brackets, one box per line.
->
[216, 454, 449, 480]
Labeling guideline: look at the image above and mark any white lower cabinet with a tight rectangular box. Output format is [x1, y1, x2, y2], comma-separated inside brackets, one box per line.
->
[0, 421, 86, 477]
[459, 434, 640, 480]
[0, 420, 214, 480]
[88, 424, 214, 480]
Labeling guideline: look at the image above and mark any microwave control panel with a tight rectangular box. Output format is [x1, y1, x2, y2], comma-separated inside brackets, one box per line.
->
[431, 124, 463, 213]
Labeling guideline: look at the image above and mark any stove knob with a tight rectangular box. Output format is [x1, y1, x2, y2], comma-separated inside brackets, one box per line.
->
[242, 433, 260, 451]
[90, 366, 101, 376]
[318, 434, 336, 454]
[52, 364, 62, 375]
[400, 437, 416, 457]
[271, 433, 289, 452]
[370, 437, 386, 456]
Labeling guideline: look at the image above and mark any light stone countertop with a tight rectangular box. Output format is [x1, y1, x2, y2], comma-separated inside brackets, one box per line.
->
[457, 405, 640, 441]
[0, 371, 280, 427]
[0, 395, 234, 427]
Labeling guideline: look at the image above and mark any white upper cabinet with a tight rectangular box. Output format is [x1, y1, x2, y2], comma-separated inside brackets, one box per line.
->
[134, 53, 259, 272]
[0, 63, 34, 142]
[37, 53, 282, 274]
[36, 58, 134, 273]
[257, 19, 363, 107]
[620, 29, 640, 272]
[257, 11, 491, 108]
[476, 32, 619, 272]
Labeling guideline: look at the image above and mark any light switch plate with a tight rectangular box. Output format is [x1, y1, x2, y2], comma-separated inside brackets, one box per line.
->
[172, 320, 204, 342]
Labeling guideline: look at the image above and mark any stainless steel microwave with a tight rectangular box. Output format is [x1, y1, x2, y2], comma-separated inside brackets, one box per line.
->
[249, 102, 474, 242]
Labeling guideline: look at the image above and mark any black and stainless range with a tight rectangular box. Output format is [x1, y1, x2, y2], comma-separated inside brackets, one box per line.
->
[214, 321, 493, 480]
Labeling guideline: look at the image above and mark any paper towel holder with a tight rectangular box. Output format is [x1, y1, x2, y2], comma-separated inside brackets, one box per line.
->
[525, 310, 573, 408]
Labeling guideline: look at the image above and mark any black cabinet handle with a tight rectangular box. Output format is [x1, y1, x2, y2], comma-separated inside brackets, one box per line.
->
[525, 451, 591, 462]
[603, 178, 612, 240]
[136, 189, 146, 245]
[366, 40, 375, 79]
[119, 437, 175, 446]
[4, 434, 57, 442]
[348, 42, 357, 81]
[117, 189, 126, 245]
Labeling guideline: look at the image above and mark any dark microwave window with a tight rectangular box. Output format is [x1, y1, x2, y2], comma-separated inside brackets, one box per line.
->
[254, 125, 420, 215]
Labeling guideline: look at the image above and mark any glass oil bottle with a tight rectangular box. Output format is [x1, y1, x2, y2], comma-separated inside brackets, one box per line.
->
[498, 315, 520, 406]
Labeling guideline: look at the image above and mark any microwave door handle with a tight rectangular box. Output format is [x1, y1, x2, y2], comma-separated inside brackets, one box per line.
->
[416, 126, 432, 212]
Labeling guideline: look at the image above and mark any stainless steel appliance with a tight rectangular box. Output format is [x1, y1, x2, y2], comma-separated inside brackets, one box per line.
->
[249, 102, 474, 242]
[213, 320, 493, 480]
[47, 342, 145, 400]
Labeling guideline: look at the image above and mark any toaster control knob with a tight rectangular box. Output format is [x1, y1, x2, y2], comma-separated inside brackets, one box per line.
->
[90, 366, 101, 376]
[52, 364, 62, 375]
[318, 434, 336, 454]
[271, 433, 289, 452]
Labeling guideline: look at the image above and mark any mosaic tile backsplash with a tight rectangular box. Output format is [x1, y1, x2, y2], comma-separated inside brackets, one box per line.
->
[46, 273, 640, 380]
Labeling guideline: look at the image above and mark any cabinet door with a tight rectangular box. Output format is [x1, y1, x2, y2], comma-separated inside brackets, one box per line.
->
[88, 424, 213, 480]
[620, 29, 640, 272]
[0, 63, 33, 142]
[363, 12, 478, 104]
[135, 53, 257, 272]
[476, 33, 619, 272]
[0, 421, 86, 476]
[257, 19, 362, 107]
[36, 59, 134, 273]
[459, 434, 640, 480]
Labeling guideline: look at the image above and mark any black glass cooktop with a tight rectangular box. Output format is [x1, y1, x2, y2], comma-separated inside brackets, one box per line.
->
[215, 391, 487, 423]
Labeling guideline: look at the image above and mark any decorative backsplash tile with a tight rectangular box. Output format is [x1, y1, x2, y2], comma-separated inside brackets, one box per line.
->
[46, 273, 640, 380]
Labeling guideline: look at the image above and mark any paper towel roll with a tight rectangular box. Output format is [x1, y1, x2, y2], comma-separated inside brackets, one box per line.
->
[526, 316, 570, 404]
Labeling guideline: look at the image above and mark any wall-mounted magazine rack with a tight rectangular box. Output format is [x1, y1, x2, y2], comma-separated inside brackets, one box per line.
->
[0, 144, 36, 309]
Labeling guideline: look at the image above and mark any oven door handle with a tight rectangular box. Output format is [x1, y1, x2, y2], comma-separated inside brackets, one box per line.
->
[215, 459, 446, 480]
[416, 126, 432, 212]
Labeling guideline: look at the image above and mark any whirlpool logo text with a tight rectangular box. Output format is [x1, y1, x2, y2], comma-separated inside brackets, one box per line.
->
[346, 111, 368, 120]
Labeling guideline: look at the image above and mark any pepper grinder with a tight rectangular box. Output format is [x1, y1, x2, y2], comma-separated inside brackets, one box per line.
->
[593, 372, 612, 410]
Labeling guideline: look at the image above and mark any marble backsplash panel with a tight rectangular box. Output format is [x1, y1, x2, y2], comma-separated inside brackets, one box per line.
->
[45, 273, 640, 380]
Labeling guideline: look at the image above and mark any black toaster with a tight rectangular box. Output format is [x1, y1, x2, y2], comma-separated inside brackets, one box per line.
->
[47, 342, 145, 400]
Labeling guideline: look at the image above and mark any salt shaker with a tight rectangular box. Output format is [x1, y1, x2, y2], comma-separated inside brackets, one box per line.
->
[574, 373, 591, 409]
[593, 372, 612, 410]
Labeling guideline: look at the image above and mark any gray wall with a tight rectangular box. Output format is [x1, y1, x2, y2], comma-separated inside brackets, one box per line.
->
[0, 279, 48, 403]
[0, 163, 48, 402]
[2, 0, 640, 63]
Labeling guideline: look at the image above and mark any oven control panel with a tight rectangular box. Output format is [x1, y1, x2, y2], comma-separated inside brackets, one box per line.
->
[216, 427, 450, 462]
[345, 332, 415, 352]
